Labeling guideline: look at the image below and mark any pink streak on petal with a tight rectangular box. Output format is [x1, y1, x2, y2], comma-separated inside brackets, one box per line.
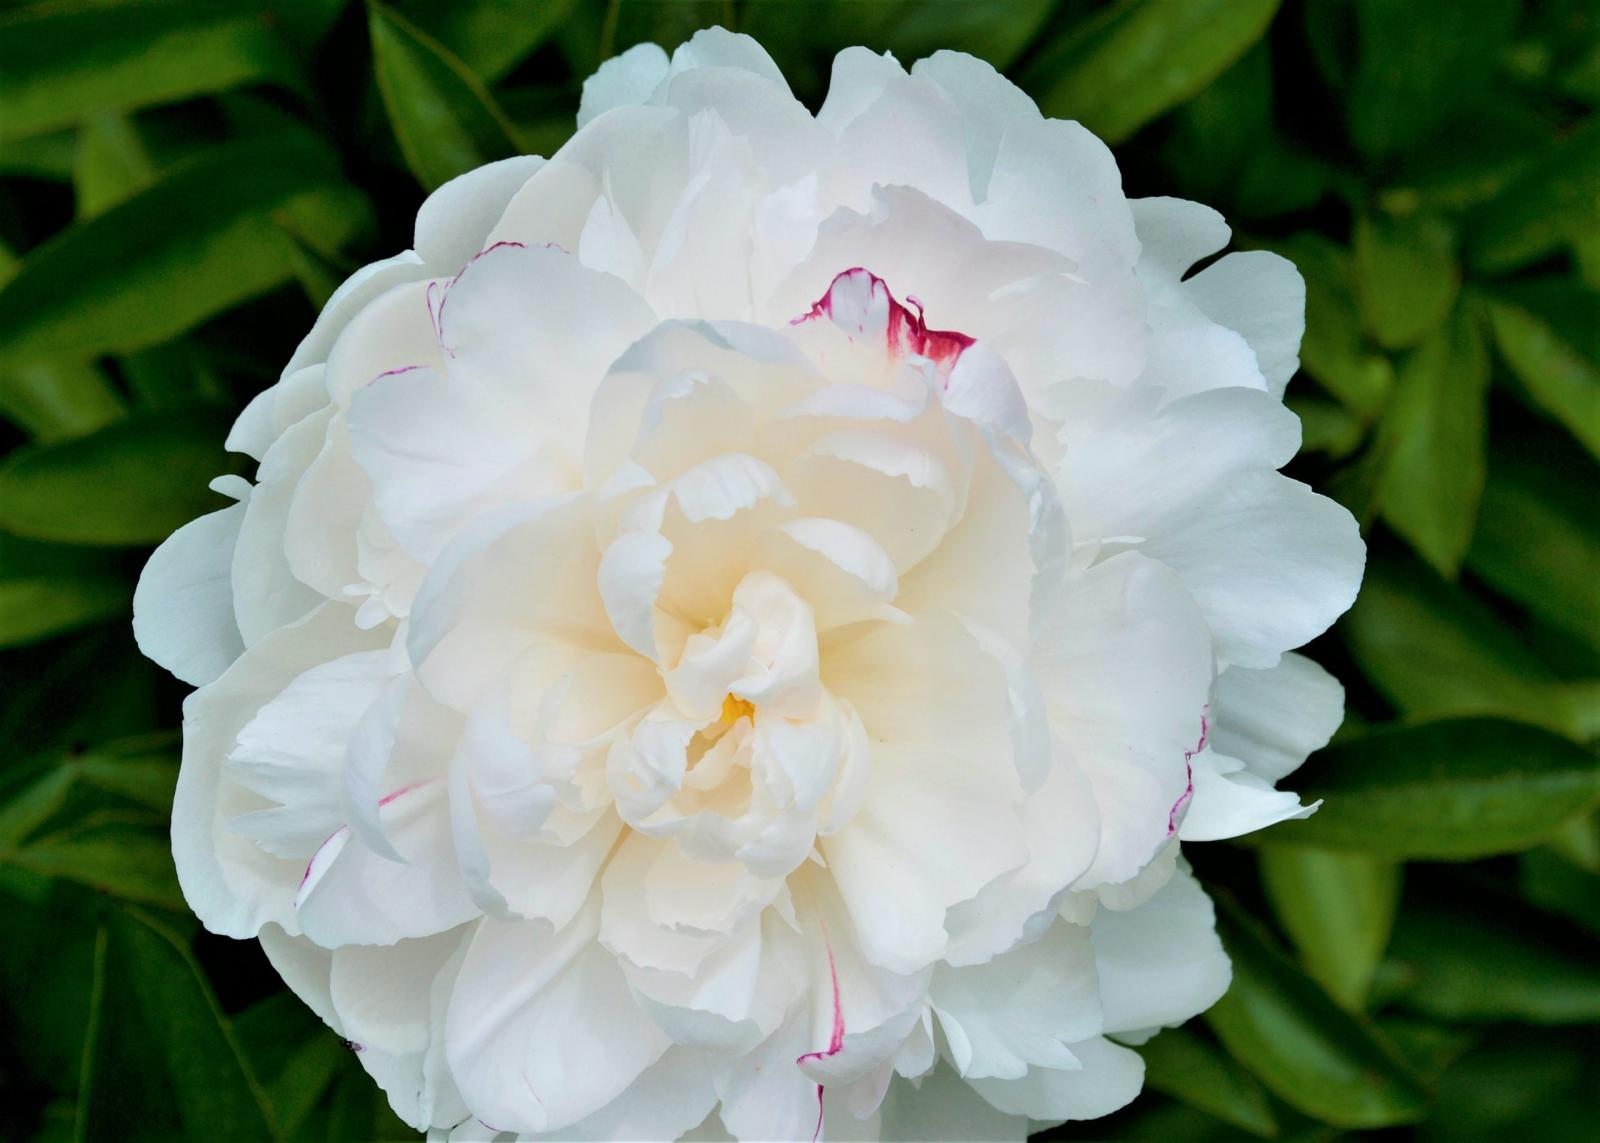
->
[434, 239, 530, 356]
[1167, 705, 1211, 836]
[368, 363, 422, 387]
[299, 827, 345, 890]
[792, 267, 974, 378]
[377, 780, 426, 808]
[796, 937, 846, 1143]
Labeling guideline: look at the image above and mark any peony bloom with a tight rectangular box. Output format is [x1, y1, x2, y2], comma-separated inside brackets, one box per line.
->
[134, 28, 1363, 1142]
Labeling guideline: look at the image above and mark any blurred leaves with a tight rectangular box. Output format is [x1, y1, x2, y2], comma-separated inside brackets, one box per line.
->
[0, 410, 236, 545]
[1023, 0, 1281, 144]
[1138, 1025, 1277, 1137]
[0, 130, 370, 363]
[1207, 897, 1428, 1128]
[1259, 846, 1400, 1009]
[1373, 299, 1490, 576]
[0, 1, 299, 143]
[1278, 719, 1600, 859]
[369, 2, 525, 191]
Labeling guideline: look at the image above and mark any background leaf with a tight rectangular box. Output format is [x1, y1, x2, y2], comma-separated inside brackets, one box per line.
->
[1275, 719, 1600, 859]
[369, 2, 525, 191]
[1021, 0, 1281, 144]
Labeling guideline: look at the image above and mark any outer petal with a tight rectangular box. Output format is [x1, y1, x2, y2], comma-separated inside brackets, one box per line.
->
[1185, 251, 1306, 398]
[133, 502, 247, 686]
[877, 1064, 1027, 1142]
[175, 603, 386, 938]
[1209, 653, 1346, 783]
[930, 921, 1102, 1080]
[578, 42, 670, 127]
[968, 1036, 1144, 1122]
[445, 902, 673, 1135]
[1034, 552, 1213, 888]
[415, 155, 545, 269]
[1091, 863, 1231, 1037]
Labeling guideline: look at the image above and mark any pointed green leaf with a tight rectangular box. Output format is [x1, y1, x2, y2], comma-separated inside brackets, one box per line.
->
[1344, 553, 1592, 737]
[1139, 1025, 1278, 1137]
[0, 575, 128, 648]
[1353, 211, 1459, 350]
[235, 993, 350, 1139]
[1347, 0, 1519, 159]
[369, 2, 524, 191]
[1021, 0, 1282, 144]
[1469, 121, 1600, 274]
[0, 409, 236, 546]
[1271, 718, 1600, 859]
[73, 114, 157, 220]
[0, 1, 298, 143]
[1385, 895, 1600, 1024]
[1487, 297, 1600, 460]
[0, 131, 347, 364]
[1466, 444, 1600, 652]
[1259, 845, 1401, 1008]
[399, 0, 576, 83]
[1376, 299, 1489, 575]
[1206, 896, 1428, 1129]
[78, 907, 277, 1140]
[0, 359, 127, 442]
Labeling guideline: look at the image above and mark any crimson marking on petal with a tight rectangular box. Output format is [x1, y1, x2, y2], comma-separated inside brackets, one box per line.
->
[369, 364, 422, 387]
[433, 239, 530, 356]
[377, 780, 426, 807]
[299, 827, 344, 890]
[796, 937, 846, 1143]
[792, 267, 974, 379]
[1167, 706, 1210, 836]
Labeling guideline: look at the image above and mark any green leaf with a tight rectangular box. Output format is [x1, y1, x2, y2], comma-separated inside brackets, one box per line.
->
[73, 113, 157, 220]
[1469, 121, 1600, 274]
[1353, 211, 1459, 350]
[1205, 896, 1427, 1129]
[1375, 298, 1490, 575]
[1344, 553, 1592, 737]
[1466, 444, 1600, 653]
[1487, 296, 1600, 460]
[1258, 846, 1401, 1009]
[0, 575, 128, 648]
[1139, 1025, 1278, 1137]
[1384, 895, 1600, 1024]
[1427, 1029, 1596, 1140]
[235, 993, 350, 1139]
[0, 131, 348, 364]
[0, 409, 236, 546]
[9, 819, 184, 913]
[78, 906, 277, 1141]
[369, 2, 524, 191]
[1021, 0, 1282, 144]
[1272, 718, 1600, 859]
[1264, 233, 1393, 418]
[1520, 846, 1600, 936]
[0, 1, 299, 143]
[399, 0, 576, 83]
[1346, 0, 1519, 161]
[0, 359, 127, 442]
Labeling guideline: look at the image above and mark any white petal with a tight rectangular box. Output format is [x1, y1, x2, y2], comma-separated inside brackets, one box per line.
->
[1130, 196, 1231, 282]
[968, 1036, 1144, 1122]
[911, 51, 1039, 201]
[295, 779, 479, 947]
[134, 502, 247, 686]
[1185, 250, 1306, 398]
[175, 603, 386, 937]
[415, 156, 545, 269]
[1034, 552, 1213, 889]
[877, 1064, 1027, 1142]
[445, 903, 672, 1135]
[931, 921, 1102, 1080]
[578, 42, 670, 127]
[1210, 653, 1345, 783]
[284, 252, 430, 379]
[1179, 748, 1319, 842]
[1091, 863, 1231, 1035]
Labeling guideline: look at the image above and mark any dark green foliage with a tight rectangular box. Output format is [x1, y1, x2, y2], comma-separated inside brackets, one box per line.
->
[0, 2, 1593, 1140]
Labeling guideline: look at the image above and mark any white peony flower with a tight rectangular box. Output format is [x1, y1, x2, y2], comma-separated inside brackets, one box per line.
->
[134, 28, 1363, 1142]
